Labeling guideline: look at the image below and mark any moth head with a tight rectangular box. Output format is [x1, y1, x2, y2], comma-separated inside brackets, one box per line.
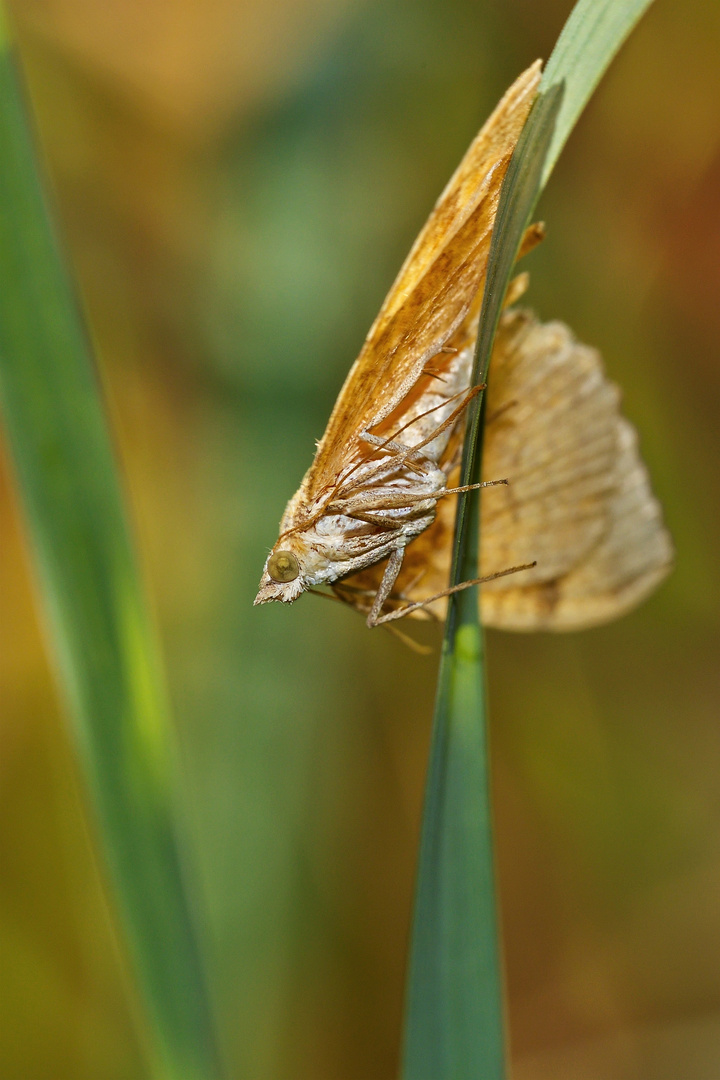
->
[254, 542, 307, 606]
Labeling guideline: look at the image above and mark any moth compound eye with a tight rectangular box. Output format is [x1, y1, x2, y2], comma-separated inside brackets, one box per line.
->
[267, 550, 300, 583]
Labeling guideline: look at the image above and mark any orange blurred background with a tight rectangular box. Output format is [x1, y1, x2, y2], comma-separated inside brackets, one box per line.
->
[2, 1, 720, 1077]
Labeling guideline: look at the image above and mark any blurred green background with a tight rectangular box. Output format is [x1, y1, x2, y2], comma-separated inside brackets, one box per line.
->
[1, 1, 719, 1077]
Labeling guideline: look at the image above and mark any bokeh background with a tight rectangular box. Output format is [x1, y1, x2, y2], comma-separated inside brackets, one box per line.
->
[1, 1, 719, 1077]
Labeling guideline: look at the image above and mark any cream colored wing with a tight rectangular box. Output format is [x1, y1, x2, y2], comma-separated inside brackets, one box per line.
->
[479, 309, 673, 629]
[481, 419, 673, 630]
[341, 308, 673, 631]
[481, 310, 624, 582]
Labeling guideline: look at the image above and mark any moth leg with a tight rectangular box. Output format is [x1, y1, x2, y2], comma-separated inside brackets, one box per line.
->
[401, 385, 483, 455]
[360, 431, 413, 454]
[338, 383, 483, 494]
[442, 477, 508, 496]
[328, 488, 437, 516]
[371, 561, 536, 626]
[362, 384, 483, 461]
[366, 547, 405, 628]
[422, 365, 448, 382]
[357, 433, 427, 476]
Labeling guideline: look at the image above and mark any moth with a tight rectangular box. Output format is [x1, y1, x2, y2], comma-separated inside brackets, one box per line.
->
[254, 61, 673, 632]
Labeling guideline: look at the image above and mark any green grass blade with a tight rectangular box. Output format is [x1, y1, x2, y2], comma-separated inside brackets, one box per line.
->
[401, 91, 561, 1080]
[540, 0, 657, 187]
[402, 2, 656, 1078]
[0, 29, 222, 1080]
[450, 84, 564, 604]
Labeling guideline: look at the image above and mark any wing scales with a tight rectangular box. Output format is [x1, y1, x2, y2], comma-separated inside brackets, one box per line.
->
[302, 62, 542, 501]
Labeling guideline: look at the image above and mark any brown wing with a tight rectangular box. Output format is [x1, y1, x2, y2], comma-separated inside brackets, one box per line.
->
[302, 61, 541, 501]
[342, 308, 673, 631]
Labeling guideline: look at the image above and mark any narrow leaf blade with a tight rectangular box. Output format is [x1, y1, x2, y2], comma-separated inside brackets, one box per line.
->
[540, 0, 657, 186]
[401, 89, 560, 1080]
[0, 31, 222, 1080]
[403, 2, 656, 1078]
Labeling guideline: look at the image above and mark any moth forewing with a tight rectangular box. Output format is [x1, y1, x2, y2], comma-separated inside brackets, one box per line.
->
[255, 62, 543, 618]
[307, 60, 542, 494]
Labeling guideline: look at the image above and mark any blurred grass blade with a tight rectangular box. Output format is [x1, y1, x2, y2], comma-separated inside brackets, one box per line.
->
[402, 2, 656, 1078]
[0, 22, 222, 1080]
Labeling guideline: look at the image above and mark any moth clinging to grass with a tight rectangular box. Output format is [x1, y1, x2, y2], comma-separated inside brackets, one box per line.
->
[254, 61, 672, 632]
